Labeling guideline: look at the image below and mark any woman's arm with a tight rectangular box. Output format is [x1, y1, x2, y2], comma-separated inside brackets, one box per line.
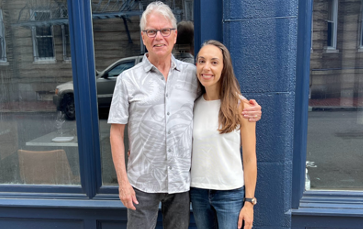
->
[238, 101, 257, 229]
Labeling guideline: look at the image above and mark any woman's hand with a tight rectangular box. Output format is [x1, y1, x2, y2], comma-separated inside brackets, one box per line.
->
[238, 204, 254, 229]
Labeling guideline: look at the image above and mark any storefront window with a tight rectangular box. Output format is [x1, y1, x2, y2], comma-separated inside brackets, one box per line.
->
[307, 0, 363, 191]
[0, 0, 80, 185]
[90, 0, 195, 185]
[0, 9, 7, 63]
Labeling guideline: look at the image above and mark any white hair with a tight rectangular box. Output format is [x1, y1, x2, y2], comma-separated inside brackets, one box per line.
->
[140, 1, 177, 30]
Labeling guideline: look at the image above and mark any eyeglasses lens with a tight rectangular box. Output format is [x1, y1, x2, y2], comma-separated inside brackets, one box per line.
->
[147, 29, 171, 38]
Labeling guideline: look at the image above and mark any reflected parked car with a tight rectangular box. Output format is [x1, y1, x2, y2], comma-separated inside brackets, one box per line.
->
[53, 56, 143, 120]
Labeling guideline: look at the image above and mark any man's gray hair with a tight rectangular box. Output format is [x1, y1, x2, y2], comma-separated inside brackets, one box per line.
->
[140, 1, 177, 30]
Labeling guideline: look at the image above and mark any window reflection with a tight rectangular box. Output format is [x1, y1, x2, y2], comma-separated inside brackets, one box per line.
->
[307, 0, 363, 191]
[32, 11, 55, 61]
[91, 0, 195, 185]
[0, 9, 7, 63]
[0, 0, 80, 185]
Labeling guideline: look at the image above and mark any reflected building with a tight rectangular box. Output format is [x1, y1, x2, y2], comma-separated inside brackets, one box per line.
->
[310, 0, 363, 108]
[0, 0, 193, 107]
[0, 0, 195, 186]
[307, 0, 363, 191]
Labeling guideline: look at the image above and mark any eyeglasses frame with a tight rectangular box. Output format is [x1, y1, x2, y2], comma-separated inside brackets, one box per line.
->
[142, 28, 176, 38]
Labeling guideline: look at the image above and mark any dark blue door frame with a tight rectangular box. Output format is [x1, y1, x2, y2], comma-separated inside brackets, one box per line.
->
[292, 0, 313, 209]
[67, 0, 102, 199]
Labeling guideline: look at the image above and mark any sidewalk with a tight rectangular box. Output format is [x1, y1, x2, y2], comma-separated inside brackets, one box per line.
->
[309, 97, 363, 110]
[0, 101, 56, 113]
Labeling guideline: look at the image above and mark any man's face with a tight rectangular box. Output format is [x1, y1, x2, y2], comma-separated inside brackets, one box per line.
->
[142, 13, 177, 59]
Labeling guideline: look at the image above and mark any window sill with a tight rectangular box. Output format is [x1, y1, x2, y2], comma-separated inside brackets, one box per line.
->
[292, 190, 363, 217]
[0, 61, 9, 66]
[0, 197, 126, 210]
[33, 59, 57, 64]
[324, 48, 339, 53]
[358, 48, 363, 53]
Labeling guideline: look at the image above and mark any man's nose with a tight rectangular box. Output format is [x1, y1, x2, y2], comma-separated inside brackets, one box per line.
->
[155, 30, 163, 39]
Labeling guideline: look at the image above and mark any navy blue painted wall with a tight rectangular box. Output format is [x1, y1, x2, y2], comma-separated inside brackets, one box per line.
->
[223, 1, 298, 228]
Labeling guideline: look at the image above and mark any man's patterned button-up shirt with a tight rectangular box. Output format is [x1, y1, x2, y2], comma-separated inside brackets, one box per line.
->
[108, 54, 199, 194]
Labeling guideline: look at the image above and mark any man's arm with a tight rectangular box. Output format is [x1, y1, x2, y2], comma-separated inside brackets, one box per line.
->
[110, 124, 138, 210]
[242, 99, 262, 122]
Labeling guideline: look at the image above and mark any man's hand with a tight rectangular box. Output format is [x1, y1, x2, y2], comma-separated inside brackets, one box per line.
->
[119, 183, 139, 210]
[242, 99, 262, 122]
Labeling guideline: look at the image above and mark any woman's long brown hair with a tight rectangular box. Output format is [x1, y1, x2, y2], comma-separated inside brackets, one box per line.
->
[198, 40, 243, 134]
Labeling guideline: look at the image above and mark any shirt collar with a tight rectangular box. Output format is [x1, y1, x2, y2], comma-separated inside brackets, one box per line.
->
[142, 53, 180, 72]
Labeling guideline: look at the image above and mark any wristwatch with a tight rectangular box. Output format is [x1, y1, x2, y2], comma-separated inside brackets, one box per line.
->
[244, 197, 257, 205]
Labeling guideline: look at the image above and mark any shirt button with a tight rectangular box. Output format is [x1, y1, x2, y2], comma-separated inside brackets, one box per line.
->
[168, 130, 171, 134]
[167, 112, 170, 115]
[160, 77, 163, 80]
[168, 166, 172, 170]
[168, 149, 171, 152]
[166, 93, 168, 97]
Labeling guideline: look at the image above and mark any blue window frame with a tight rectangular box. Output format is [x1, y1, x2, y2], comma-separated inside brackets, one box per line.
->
[292, 0, 363, 225]
[0, 0, 220, 203]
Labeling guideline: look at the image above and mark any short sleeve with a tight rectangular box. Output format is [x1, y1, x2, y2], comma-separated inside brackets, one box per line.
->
[107, 74, 129, 124]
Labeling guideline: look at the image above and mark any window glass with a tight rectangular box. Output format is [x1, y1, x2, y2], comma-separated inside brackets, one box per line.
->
[107, 61, 134, 78]
[361, 1, 363, 48]
[32, 11, 54, 60]
[91, 0, 195, 185]
[307, 0, 363, 191]
[0, 1, 80, 185]
[62, 24, 71, 60]
[0, 9, 6, 62]
[326, 0, 338, 49]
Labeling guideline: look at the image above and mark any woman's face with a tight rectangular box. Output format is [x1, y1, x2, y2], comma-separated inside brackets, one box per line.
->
[196, 44, 224, 90]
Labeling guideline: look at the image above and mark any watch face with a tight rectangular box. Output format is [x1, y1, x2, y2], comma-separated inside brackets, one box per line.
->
[245, 198, 257, 205]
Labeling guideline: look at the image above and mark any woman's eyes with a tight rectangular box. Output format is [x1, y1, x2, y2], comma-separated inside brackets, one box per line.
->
[197, 60, 219, 65]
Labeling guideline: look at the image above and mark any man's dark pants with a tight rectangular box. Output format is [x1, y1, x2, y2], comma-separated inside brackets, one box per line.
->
[127, 188, 190, 229]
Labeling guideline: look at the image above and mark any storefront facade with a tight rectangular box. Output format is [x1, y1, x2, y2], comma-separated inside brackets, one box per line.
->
[0, 0, 362, 228]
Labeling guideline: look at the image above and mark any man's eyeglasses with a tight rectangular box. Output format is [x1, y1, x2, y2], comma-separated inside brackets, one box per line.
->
[142, 28, 176, 38]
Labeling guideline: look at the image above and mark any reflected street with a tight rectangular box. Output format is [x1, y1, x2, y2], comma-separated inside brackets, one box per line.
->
[307, 110, 363, 190]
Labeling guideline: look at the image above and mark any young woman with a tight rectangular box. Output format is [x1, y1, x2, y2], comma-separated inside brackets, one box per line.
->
[190, 40, 257, 229]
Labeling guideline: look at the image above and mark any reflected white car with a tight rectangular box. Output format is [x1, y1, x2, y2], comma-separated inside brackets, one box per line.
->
[53, 56, 143, 120]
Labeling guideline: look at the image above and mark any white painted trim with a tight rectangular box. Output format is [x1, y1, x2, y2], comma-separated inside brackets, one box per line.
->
[324, 47, 339, 53]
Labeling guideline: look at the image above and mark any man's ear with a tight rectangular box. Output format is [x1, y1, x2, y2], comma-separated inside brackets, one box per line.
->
[174, 30, 177, 44]
[141, 32, 146, 45]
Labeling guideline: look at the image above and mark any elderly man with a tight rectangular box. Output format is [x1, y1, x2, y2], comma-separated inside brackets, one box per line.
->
[108, 2, 261, 228]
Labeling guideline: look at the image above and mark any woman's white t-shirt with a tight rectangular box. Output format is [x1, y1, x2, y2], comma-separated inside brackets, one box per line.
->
[190, 95, 244, 190]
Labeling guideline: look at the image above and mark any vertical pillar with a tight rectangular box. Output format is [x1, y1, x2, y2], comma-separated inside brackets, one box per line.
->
[223, 1, 299, 228]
